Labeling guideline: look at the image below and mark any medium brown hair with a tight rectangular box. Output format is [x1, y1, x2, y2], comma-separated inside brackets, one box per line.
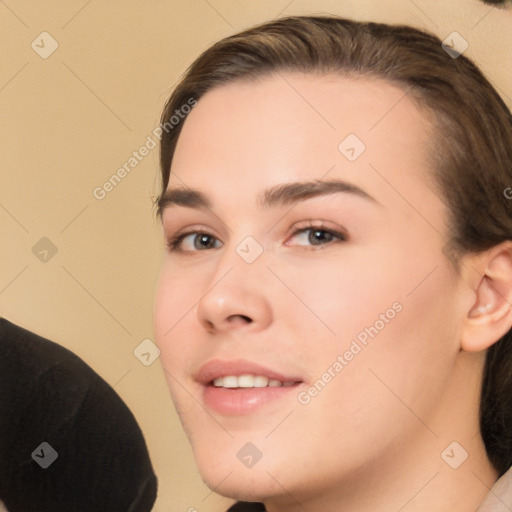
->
[157, 15, 512, 476]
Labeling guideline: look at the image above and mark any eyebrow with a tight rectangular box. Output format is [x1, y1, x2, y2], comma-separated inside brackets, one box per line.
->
[157, 179, 379, 217]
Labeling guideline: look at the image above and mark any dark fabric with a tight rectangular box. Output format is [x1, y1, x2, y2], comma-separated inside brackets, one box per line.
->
[0, 318, 157, 512]
[226, 502, 266, 511]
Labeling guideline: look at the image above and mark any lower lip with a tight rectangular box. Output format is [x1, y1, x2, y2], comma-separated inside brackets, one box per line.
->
[203, 383, 301, 415]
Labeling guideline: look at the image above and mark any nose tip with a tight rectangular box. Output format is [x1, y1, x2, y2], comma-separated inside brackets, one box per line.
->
[196, 264, 272, 334]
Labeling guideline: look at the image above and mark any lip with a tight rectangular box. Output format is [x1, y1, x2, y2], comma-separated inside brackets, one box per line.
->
[196, 359, 304, 415]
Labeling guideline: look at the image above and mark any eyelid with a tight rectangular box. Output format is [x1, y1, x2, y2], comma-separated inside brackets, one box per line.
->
[166, 226, 223, 254]
[166, 220, 348, 253]
[283, 220, 348, 245]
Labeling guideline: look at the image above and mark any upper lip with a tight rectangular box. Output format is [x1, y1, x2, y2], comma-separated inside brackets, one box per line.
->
[195, 359, 304, 385]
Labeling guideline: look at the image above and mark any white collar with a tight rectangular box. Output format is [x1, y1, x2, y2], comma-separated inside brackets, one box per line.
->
[476, 466, 512, 511]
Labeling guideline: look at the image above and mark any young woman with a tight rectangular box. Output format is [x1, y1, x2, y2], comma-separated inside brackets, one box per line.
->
[153, 15, 512, 512]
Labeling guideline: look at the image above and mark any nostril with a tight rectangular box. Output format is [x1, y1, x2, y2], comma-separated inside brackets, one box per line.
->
[229, 314, 252, 324]
[204, 320, 215, 332]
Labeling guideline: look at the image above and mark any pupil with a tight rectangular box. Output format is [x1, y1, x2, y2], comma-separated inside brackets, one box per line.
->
[310, 229, 331, 245]
[196, 234, 212, 249]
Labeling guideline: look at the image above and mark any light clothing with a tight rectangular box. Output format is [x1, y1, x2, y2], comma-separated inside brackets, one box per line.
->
[476, 465, 512, 511]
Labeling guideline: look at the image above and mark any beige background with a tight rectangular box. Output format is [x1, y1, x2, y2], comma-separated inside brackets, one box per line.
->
[0, 0, 510, 510]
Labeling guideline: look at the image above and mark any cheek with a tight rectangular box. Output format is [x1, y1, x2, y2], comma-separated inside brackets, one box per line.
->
[270, 252, 403, 349]
[154, 272, 200, 422]
[153, 263, 200, 369]
[318, 266, 459, 430]
[286, 289, 456, 480]
[286, 249, 459, 431]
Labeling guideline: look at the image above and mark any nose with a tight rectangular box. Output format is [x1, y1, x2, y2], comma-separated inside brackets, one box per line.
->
[196, 252, 273, 335]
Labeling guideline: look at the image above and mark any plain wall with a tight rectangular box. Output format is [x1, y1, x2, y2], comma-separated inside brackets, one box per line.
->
[0, 1, 510, 510]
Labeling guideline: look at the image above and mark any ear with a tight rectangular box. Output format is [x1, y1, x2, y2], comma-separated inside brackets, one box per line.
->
[460, 241, 512, 352]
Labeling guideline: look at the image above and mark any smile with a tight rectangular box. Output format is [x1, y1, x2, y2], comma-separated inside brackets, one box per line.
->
[196, 359, 305, 414]
[212, 375, 298, 388]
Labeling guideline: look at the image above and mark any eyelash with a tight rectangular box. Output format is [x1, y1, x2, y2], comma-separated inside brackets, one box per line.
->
[166, 222, 348, 254]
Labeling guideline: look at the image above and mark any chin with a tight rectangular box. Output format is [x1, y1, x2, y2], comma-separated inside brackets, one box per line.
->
[200, 466, 275, 503]
[192, 441, 290, 502]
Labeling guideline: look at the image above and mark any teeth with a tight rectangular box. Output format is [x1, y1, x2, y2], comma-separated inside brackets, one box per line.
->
[221, 376, 238, 388]
[254, 376, 269, 387]
[238, 374, 255, 388]
[212, 375, 296, 389]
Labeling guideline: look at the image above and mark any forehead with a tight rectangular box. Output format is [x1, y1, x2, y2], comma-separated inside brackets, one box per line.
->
[168, 73, 435, 211]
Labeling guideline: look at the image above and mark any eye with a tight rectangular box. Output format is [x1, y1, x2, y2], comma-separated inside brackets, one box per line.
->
[286, 224, 347, 247]
[167, 231, 222, 252]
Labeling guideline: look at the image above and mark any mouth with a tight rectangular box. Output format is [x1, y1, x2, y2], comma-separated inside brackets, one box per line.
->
[211, 374, 299, 388]
[196, 359, 304, 415]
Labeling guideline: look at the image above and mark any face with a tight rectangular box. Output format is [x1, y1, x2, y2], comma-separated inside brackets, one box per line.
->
[154, 73, 466, 504]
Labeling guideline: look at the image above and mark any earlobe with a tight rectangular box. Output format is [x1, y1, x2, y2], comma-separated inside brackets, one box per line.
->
[460, 243, 512, 353]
